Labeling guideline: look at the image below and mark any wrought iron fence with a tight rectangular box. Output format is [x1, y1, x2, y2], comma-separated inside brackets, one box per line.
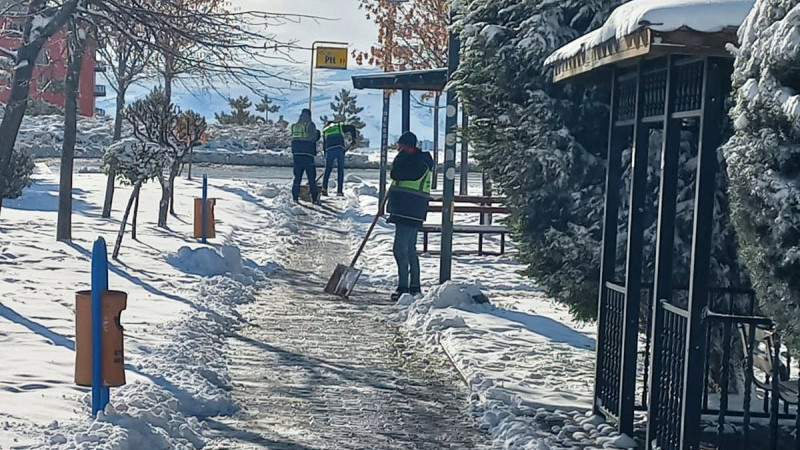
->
[653, 300, 689, 450]
[596, 281, 626, 420]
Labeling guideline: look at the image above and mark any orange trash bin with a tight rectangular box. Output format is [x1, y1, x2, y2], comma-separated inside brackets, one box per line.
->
[193, 198, 216, 239]
[74, 290, 127, 387]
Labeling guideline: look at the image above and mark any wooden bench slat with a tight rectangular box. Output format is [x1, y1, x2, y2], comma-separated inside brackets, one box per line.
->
[428, 195, 507, 204]
[428, 206, 507, 214]
[421, 224, 507, 233]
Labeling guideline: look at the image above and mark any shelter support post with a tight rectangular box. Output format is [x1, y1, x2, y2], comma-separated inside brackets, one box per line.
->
[680, 57, 726, 450]
[647, 55, 680, 445]
[619, 61, 649, 436]
[402, 89, 411, 133]
[593, 68, 622, 416]
[439, 11, 459, 283]
[459, 111, 469, 195]
[379, 90, 391, 214]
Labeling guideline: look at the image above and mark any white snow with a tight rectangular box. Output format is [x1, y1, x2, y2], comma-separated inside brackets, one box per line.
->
[343, 176, 604, 447]
[545, 0, 755, 65]
[2, 159, 612, 449]
[0, 166, 286, 447]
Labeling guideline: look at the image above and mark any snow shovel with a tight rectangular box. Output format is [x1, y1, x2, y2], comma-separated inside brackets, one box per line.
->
[324, 195, 389, 297]
[299, 173, 324, 202]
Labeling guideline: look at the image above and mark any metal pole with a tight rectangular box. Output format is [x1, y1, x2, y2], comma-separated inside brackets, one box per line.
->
[593, 68, 621, 417]
[201, 174, 208, 244]
[379, 90, 390, 214]
[459, 111, 469, 195]
[432, 93, 440, 190]
[308, 42, 316, 111]
[680, 57, 726, 450]
[619, 61, 649, 435]
[91, 237, 110, 417]
[439, 11, 459, 283]
[402, 89, 410, 133]
[646, 55, 679, 446]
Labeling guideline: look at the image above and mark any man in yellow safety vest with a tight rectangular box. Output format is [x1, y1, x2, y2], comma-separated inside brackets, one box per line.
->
[290, 108, 321, 204]
[386, 131, 433, 301]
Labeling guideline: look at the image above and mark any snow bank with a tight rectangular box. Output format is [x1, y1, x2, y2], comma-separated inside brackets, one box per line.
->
[166, 245, 244, 276]
[545, 0, 755, 65]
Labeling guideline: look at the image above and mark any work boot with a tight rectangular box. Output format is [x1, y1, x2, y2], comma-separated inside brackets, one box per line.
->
[336, 191, 344, 197]
[321, 188, 328, 197]
[390, 288, 409, 302]
[410, 286, 422, 297]
[313, 198, 322, 206]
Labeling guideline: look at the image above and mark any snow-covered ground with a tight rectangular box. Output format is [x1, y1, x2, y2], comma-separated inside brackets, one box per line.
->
[1, 163, 630, 449]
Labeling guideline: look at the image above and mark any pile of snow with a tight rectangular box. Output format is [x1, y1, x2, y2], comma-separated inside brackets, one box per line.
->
[166, 245, 244, 277]
[546, 0, 755, 65]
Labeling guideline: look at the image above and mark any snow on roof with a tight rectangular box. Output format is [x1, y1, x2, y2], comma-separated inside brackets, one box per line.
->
[545, 0, 755, 66]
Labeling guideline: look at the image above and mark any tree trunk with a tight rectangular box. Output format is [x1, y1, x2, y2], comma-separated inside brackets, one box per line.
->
[432, 93, 440, 190]
[163, 58, 174, 105]
[102, 84, 127, 218]
[113, 182, 141, 259]
[187, 148, 193, 180]
[131, 189, 139, 240]
[168, 164, 179, 215]
[56, 23, 87, 242]
[0, 44, 42, 216]
[157, 167, 177, 228]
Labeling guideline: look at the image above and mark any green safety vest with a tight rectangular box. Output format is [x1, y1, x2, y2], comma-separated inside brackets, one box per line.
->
[291, 122, 309, 139]
[322, 123, 344, 138]
[387, 168, 432, 223]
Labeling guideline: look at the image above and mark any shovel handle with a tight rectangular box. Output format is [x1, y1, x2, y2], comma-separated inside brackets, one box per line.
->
[349, 194, 389, 268]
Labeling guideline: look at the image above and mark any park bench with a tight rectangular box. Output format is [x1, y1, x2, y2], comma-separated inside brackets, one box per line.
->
[738, 324, 799, 412]
[420, 195, 508, 256]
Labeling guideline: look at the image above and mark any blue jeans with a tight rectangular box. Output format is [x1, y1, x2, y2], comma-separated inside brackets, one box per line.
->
[292, 155, 318, 202]
[393, 222, 420, 291]
[323, 147, 345, 193]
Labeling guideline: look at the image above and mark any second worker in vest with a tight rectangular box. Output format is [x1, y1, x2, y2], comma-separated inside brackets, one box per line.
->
[321, 121, 357, 196]
[387, 131, 434, 301]
[290, 109, 321, 204]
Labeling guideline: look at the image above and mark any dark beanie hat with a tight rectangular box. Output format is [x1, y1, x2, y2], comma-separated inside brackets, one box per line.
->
[301, 108, 311, 116]
[397, 131, 417, 147]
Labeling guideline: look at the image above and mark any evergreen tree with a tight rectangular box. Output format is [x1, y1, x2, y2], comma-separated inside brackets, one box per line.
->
[451, 0, 623, 320]
[0, 146, 34, 205]
[255, 94, 280, 123]
[452, 0, 746, 320]
[215, 96, 261, 126]
[723, 0, 800, 348]
[320, 89, 367, 148]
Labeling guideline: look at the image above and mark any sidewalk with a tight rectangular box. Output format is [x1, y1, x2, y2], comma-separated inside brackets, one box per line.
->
[208, 199, 497, 449]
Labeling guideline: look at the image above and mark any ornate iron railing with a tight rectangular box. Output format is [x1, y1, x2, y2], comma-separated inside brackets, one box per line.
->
[653, 300, 689, 450]
[596, 281, 626, 420]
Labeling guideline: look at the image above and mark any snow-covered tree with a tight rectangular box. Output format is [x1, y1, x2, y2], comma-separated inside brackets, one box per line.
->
[452, 0, 747, 321]
[320, 89, 367, 148]
[724, 0, 800, 349]
[451, 0, 622, 320]
[215, 96, 260, 126]
[0, 146, 34, 210]
[104, 138, 169, 258]
[255, 94, 280, 123]
[126, 88, 207, 227]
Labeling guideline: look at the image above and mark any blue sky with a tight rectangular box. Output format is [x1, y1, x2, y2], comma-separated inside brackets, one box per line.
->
[232, 0, 379, 64]
[98, 1, 445, 147]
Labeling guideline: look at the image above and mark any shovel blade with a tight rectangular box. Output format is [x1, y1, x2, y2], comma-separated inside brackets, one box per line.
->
[324, 264, 363, 297]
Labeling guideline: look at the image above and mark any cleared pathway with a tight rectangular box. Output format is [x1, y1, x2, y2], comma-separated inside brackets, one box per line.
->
[208, 201, 495, 449]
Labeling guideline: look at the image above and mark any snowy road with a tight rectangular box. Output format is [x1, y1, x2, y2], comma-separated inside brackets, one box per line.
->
[206, 200, 496, 449]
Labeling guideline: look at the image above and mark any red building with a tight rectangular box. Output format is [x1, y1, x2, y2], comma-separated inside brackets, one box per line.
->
[0, 10, 102, 116]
